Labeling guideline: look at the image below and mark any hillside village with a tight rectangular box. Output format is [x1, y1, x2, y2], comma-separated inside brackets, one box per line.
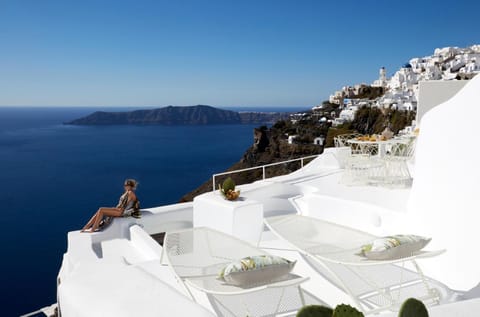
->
[285, 45, 480, 146]
[182, 45, 480, 201]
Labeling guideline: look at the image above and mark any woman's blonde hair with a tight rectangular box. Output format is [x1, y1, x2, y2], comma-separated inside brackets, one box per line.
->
[124, 179, 138, 189]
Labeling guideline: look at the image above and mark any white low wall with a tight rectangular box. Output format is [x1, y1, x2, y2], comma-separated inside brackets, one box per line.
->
[129, 225, 163, 261]
[417, 80, 468, 124]
[409, 75, 480, 291]
[293, 193, 411, 237]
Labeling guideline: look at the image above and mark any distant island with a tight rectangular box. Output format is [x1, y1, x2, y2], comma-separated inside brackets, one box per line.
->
[65, 105, 292, 125]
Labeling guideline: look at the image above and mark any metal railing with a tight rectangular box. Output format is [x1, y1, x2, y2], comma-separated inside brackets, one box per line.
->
[212, 154, 321, 190]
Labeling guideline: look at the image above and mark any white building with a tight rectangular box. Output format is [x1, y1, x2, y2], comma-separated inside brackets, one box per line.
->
[338, 105, 359, 122]
[434, 46, 460, 58]
[388, 63, 418, 91]
[318, 45, 479, 124]
[329, 90, 344, 105]
[287, 135, 297, 144]
[371, 45, 480, 111]
[313, 136, 324, 146]
[372, 67, 387, 87]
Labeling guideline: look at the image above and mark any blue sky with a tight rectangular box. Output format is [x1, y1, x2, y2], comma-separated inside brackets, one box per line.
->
[1, 0, 479, 107]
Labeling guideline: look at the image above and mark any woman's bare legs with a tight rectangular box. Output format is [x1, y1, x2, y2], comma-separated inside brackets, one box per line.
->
[89, 207, 123, 232]
[81, 213, 98, 232]
[81, 207, 122, 233]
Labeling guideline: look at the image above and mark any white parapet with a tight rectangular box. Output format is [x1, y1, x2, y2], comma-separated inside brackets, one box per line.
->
[193, 191, 264, 245]
[409, 74, 480, 291]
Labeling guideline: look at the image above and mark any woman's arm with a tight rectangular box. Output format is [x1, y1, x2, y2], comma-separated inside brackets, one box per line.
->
[127, 191, 137, 203]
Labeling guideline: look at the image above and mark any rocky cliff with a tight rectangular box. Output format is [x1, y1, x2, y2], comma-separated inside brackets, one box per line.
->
[66, 105, 291, 125]
[179, 119, 327, 202]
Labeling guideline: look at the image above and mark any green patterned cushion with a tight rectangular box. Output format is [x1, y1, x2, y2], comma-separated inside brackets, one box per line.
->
[360, 235, 431, 260]
[219, 255, 296, 286]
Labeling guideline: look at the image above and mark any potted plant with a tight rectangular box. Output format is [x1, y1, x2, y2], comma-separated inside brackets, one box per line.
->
[218, 177, 240, 201]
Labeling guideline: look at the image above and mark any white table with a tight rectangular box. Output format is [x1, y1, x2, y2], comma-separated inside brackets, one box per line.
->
[193, 191, 264, 245]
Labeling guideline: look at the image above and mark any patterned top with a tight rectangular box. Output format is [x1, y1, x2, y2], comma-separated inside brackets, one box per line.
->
[116, 190, 139, 217]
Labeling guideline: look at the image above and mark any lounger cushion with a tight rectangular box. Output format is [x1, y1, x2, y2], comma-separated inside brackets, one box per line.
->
[361, 235, 431, 260]
[218, 255, 296, 286]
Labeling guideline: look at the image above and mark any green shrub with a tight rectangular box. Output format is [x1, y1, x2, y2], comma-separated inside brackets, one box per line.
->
[398, 298, 429, 317]
[332, 304, 364, 317]
[296, 305, 333, 317]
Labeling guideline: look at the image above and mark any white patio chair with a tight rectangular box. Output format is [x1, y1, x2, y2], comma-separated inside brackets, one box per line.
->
[340, 155, 384, 186]
[343, 139, 384, 186]
[164, 227, 326, 317]
[334, 134, 381, 186]
[373, 137, 417, 188]
[333, 133, 362, 169]
[334, 133, 362, 148]
[264, 215, 453, 315]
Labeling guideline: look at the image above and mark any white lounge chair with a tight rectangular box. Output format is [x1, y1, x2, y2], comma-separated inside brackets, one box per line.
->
[264, 214, 454, 315]
[163, 227, 325, 317]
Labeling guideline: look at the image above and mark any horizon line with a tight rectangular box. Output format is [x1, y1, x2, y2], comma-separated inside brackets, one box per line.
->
[0, 104, 313, 108]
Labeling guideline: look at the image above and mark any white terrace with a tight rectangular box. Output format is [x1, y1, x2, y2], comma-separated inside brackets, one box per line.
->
[51, 76, 480, 317]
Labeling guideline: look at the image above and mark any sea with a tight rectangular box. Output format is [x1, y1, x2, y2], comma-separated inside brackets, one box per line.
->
[0, 106, 306, 316]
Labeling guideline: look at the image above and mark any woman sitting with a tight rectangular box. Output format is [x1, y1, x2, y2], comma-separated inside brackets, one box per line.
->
[81, 179, 139, 233]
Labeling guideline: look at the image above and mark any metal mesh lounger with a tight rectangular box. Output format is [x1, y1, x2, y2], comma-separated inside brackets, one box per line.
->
[164, 227, 325, 317]
[264, 214, 452, 315]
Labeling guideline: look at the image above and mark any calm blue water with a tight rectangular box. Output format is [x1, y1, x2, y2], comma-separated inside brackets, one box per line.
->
[0, 106, 303, 316]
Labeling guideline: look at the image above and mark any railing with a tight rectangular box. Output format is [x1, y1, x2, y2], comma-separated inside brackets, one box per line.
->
[212, 154, 321, 191]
